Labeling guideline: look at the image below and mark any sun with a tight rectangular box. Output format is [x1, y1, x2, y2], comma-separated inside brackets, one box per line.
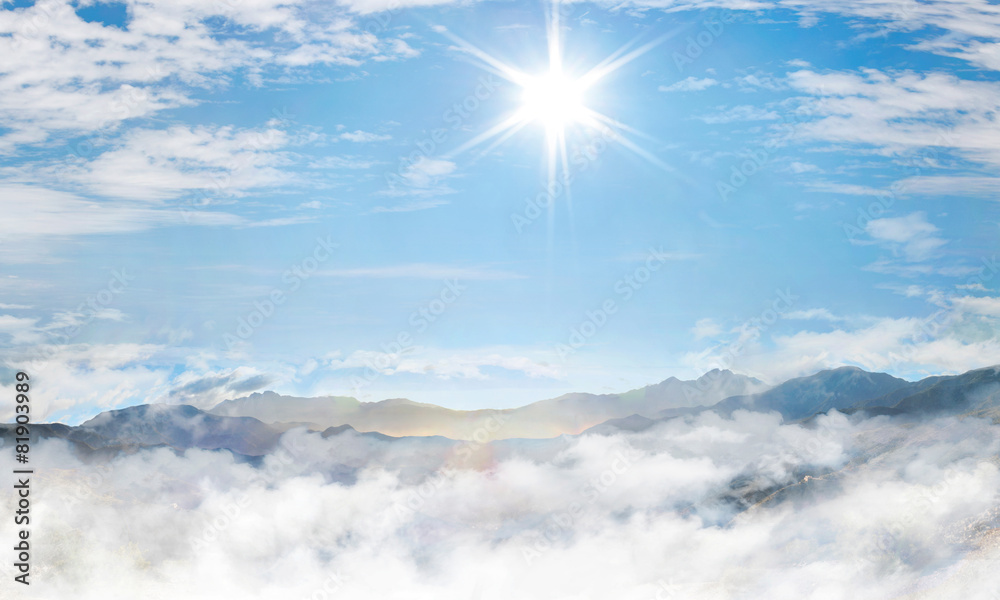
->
[519, 70, 587, 132]
[438, 2, 678, 223]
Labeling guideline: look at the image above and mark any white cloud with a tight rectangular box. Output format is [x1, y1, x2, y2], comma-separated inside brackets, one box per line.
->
[580, 1, 1000, 74]
[659, 76, 718, 92]
[950, 295, 1000, 317]
[338, 130, 393, 142]
[0, 315, 43, 345]
[308, 155, 381, 170]
[377, 157, 459, 206]
[326, 347, 561, 379]
[1, 342, 169, 421]
[158, 366, 275, 408]
[697, 104, 779, 124]
[863, 259, 978, 279]
[737, 72, 785, 91]
[685, 301, 1000, 382]
[783, 308, 846, 322]
[786, 161, 822, 174]
[787, 69, 1000, 168]
[0, 0, 420, 153]
[400, 157, 456, 187]
[57, 125, 294, 201]
[378, 38, 421, 60]
[336, 0, 472, 15]
[865, 212, 947, 262]
[897, 175, 1000, 197]
[11, 406, 1000, 599]
[0, 184, 243, 262]
[957, 282, 990, 292]
[318, 263, 525, 280]
[691, 318, 723, 340]
[807, 181, 887, 196]
[369, 198, 451, 213]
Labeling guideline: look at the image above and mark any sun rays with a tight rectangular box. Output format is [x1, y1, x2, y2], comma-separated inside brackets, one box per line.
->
[441, 1, 678, 220]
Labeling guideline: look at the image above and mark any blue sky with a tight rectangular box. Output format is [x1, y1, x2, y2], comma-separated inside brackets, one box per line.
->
[2, 0, 1000, 423]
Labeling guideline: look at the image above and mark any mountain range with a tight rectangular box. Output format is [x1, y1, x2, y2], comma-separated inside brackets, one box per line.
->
[208, 368, 770, 439]
[4, 365, 999, 456]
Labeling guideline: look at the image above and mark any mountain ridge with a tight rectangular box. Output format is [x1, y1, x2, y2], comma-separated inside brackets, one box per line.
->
[207, 369, 770, 439]
[6, 366, 1000, 456]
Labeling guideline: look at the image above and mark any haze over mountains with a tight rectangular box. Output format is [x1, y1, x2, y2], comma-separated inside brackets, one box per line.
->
[207, 365, 1000, 441]
[654, 366, 915, 422]
[208, 368, 770, 439]
[5, 365, 999, 456]
[593, 365, 1000, 435]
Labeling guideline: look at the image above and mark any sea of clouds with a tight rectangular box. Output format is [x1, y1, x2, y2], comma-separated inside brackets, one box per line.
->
[2, 409, 1000, 600]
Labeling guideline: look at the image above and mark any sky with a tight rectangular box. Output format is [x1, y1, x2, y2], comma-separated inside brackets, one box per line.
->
[1, 0, 1000, 423]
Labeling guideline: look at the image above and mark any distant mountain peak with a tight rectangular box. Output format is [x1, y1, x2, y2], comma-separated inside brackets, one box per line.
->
[700, 368, 730, 376]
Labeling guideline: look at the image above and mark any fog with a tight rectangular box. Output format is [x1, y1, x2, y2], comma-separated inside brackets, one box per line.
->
[2, 410, 999, 599]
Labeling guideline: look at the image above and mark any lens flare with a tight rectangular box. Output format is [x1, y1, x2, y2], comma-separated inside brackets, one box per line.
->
[438, 3, 683, 251]
[520, 70, 587, 132]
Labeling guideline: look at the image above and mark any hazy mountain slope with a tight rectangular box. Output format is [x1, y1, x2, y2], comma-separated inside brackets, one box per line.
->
[207, 370, 769, 439]
[610, 368, 770, 412]
[211, 394, 362, 424]
[657, 366, 914, 421]
[212, 391, 509, 439]
[0, 422, 125, 460]
[860, 366, 1000, 418]
[746, 366, 912, 419]
[79, 404, 283, 456]
[849, 375, 947, 410]
[581, 414, 659, 435]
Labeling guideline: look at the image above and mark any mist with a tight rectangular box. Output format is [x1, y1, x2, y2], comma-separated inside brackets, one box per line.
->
[2, 409, 999, 599]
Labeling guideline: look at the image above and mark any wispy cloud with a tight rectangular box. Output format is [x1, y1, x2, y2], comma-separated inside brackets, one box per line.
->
[338, 130, 393, 142]
[0, 1, 410, 153]
[897, 175, 1000, 197]
[865, 212, 947, 262]
[782, 308, 848, 322]
[318, 264, 525, 280]
[659, 77, 718, 92]
[325, 347, 560, 379]
[369, 199, 451, 213]
[697, 104, 779, 124]
[0, 184, 243, 262]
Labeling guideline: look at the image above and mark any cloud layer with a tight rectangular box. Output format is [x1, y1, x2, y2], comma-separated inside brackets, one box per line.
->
[2, 409, 999, 598]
